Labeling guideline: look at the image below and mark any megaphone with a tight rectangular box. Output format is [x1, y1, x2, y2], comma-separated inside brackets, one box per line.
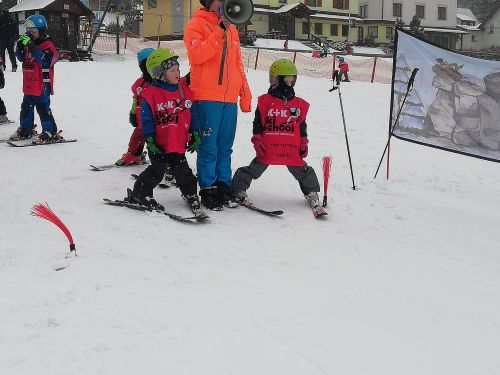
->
[222, 0, 254, 25]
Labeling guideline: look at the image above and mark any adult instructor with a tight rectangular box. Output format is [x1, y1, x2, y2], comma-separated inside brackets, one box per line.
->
[184, 0, 252, 211]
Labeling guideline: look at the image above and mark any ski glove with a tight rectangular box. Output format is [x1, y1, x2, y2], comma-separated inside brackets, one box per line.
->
[251, 134, 265, 159]
[187, 131, 200, 153]
[146, 136, 164, 154]
[17, 35, 31, 50]
[299, 137, 309, 158]
[129, 112, 138, 127]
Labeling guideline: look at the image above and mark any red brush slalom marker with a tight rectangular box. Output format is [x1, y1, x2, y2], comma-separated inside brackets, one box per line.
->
[31, 202, 76, 253]
[321, 156, 332, 207]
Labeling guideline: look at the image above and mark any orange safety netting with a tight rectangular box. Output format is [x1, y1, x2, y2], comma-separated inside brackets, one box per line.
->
[92, 37, 394, 85]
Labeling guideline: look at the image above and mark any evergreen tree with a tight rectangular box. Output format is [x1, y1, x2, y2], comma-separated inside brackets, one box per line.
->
[409, 16, 425, 38]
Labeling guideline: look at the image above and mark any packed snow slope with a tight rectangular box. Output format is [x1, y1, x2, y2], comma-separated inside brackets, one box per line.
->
[1, 52, 499, 375]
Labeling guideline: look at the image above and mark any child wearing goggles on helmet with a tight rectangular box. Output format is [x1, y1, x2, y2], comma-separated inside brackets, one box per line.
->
[10, 14, 60, 143]
[124, 49, 205, 218]
[232, 59, 323, 212]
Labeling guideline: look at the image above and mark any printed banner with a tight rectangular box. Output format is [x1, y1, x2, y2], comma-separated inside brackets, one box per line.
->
[391, 29, 500, 162]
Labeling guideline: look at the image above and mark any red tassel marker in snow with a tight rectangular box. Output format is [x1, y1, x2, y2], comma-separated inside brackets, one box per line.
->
[30, 202, 76, 253]
[322, 156, 332, 207]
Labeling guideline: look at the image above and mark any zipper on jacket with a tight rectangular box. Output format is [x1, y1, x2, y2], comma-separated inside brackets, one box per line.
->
[218, 31, 227, 85]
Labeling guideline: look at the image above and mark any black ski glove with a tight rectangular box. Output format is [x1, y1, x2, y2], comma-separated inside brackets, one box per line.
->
[129, 112, 138, 127]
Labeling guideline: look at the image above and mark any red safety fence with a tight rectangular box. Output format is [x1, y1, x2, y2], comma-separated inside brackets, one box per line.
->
[93, 36, 394, 84]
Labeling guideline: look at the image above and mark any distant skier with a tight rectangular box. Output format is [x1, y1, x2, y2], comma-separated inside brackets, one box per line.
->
[232, 59, 323, 211]
[10, 14, 60, 143]
[115, 47, 155, 166]
[0, 56, 11, 124]
[124, 49, 203, 216]
[337, 56, 350, 82]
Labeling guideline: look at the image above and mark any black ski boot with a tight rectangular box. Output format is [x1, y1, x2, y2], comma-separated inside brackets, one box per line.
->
[9, 125, 36, 140]
[183, 194, 209, 219]
[163, 165, 177, 188]
[200, 186, 223, 211]
[215, 181, 238, 208]
[125, 188, 164, 211]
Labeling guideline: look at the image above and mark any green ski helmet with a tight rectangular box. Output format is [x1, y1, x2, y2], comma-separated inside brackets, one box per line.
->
[269, 59, 297, 86]
[146, 48, 179, 81]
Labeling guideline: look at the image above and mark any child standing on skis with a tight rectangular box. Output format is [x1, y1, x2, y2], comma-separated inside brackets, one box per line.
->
[10, 14, 60, 143]
[232, 59, 323, 212]
[125, 49, 203, 216]
[115, 48, 155, 166]
[0, 57, 11, 124]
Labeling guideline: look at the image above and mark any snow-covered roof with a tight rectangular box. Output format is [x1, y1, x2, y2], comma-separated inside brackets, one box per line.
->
[253, 7, 276, 14]
[275, 3, 302, 14]
[421, 27, 467, 34]
[311, 13, 363, 22]
[457, 24, 481, 31]
[10, 0, 56, 12]
[457, 8, 478, 23]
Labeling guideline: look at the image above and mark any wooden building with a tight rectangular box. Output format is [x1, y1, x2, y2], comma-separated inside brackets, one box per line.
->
[9, 0, 94, 52]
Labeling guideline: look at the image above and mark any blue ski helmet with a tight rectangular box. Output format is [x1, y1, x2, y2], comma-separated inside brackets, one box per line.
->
[25, 14, 47, 30]
[338, 56, 345, 62]
[137, 48, 155, 65]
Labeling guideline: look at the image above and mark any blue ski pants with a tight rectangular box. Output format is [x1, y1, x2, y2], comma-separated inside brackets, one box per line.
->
[20, 91, 57, 134]
[193, 101, 237, 188]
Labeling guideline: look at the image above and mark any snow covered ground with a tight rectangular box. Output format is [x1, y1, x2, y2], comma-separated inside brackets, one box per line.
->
[1, 52, 500, 375]
[254, 38, 313, 51]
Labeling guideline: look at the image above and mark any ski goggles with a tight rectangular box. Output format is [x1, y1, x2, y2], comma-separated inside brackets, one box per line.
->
[151, 57, 179, 80]
[26, 27, 39, 34]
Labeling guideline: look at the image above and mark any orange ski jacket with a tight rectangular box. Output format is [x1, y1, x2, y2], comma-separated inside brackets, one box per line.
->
[183, 8, 251, 110]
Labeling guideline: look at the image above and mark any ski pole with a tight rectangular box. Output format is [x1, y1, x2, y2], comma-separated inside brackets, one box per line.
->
[330, 73, 356, 190]
[374, 68, 419, 180]
[322, 156, 332, 207]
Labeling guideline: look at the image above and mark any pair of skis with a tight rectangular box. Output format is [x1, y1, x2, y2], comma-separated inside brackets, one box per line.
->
[131, 173, 284, 217]
[103, 198, 208, 224]
[90, 152, 149, 171]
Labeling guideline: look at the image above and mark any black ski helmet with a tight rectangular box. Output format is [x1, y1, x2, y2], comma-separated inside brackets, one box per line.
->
[199, 0, 215, 9]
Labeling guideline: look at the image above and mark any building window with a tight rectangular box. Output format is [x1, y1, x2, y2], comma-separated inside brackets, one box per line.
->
[438, 6, 447, 20]
[489, 25, 494, 34]
[386, 27, 393, 39]
[148, 0, 157, 9]
[416, 5, 425, 19]
[302, 22, 310, 34]
[342, 24, 349, 37]
[360, 4, 367, 18]
[278, 0, 287, 3]
[471, 35, 476, 42]
[337, 0, 345, 9]
[333, 0, 348, 9]
[393, 3, 402, 17]
[330, 23, 338, 36]
[315, 23, 323, 35]
[305, 0, 321, 6]
[368, 26, 378, 38]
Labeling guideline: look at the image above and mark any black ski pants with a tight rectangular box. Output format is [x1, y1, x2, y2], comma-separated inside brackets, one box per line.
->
[0, 39, 17, 70]
[133, 151, 197, 199]
[233, 157, 320, 195]
[0, 97, 6, 115]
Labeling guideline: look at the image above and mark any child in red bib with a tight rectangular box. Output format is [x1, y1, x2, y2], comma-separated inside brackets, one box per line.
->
[232, 59, 322, 209]
[125, 49, 203, 216]
[115, 48, 155, 166]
